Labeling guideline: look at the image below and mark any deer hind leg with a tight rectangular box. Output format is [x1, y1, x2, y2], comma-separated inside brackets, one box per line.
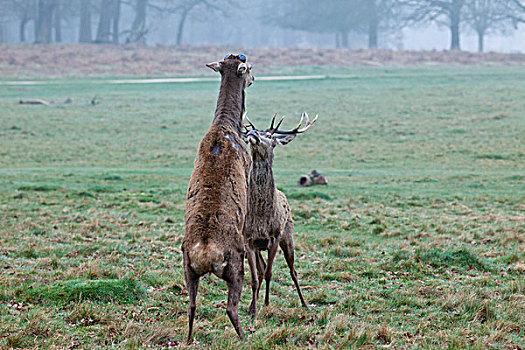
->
[255, 251, 266, 296]
[247, 250, 266, 317]
[263, 242, 279, 306]
[223, 251, 246, 340]
[183, 252, 201, 343]
[246, 248, 259, 318]
[279, 227, 308, 308]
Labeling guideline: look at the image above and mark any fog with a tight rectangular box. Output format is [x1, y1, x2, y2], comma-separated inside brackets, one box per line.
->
[0, 0, 523, 53]
[403, 25, 525, 52]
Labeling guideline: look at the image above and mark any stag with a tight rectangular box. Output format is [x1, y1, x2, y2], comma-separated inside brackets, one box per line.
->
[244, 112, 317, 317]
[182, 54, 254, 342]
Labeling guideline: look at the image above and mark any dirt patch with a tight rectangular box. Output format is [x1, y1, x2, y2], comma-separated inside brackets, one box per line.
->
[1, 44, 524, 78]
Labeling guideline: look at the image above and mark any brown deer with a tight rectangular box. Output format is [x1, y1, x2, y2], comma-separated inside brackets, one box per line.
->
[243, 112, 317, 317]
[182, 54, 254, 342]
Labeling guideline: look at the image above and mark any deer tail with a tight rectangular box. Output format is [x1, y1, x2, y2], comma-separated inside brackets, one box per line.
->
[188, 242, 225, 276]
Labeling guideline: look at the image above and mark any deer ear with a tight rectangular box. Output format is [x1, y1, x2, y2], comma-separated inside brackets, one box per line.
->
[237, 63, 248, 75]
[241, 131, 250, 144]
[206, 61, 221, 72]
[274, 134, 297, 146]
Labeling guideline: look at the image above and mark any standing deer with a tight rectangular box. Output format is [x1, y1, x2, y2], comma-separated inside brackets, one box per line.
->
[243, 112, 317, 317]
[182, 54, 254, 342]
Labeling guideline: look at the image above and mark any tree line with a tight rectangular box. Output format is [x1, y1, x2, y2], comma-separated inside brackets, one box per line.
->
[265, 0, 525, 52]
[0, 0, 524, 52]
[0, 0, 237, 45]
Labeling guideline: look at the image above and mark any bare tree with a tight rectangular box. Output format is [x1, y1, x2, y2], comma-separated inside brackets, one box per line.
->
[0, 0, 6, 43]
[263, 0, 400, 48]
[152, 0, 238, 46]
[79, 0, 92, 42]
[125, 0, 148, 43]
[53, 0, 63, 42]
[401, 0, 465, 50]
[3, 0, 37, 42]
[264, 0, 365, 48]
[465, 0, 509, 52]
[96, 0, 112, 42]
[112, 0, 120, 43]
[94, 0, 121, 43]
[35, 0, 58, 43]
[367, 0, 380, 48]
[366, 0, 403, 48]
[508, 0, 525, 25]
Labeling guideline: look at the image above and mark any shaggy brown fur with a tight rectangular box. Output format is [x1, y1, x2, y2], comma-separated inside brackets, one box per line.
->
[182, 56, 253, 342]
[244, 116, 313, 317]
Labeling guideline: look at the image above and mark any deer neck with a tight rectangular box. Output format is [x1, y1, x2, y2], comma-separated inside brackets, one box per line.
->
[249, 155, 276, 202]
[212, 74, 245, 133]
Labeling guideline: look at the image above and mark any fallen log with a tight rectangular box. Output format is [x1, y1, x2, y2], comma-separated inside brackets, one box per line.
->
[19, 99, 51, 106]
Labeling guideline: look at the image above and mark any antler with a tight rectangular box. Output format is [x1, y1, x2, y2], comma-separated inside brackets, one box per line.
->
[268, 113, 286, 135]
[243, 112, 256, 131]
[272, 112, 318, 135]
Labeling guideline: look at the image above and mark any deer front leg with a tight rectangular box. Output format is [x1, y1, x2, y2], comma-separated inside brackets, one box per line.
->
[246, 247, 259, 318]
[263, 241, 280, 306]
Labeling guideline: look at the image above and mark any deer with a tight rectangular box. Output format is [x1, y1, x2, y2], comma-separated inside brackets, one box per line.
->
[243, 112, 317, 317]
[182, 54, 254, 342]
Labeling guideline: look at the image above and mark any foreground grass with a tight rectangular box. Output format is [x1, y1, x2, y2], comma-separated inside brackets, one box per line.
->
[0, 66, 524, 349]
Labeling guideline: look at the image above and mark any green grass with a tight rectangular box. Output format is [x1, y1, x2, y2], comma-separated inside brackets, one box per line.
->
[23, 278, 146, 304]
[0, 66, 524, 349]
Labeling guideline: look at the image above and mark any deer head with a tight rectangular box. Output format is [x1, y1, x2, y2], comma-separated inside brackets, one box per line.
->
[206, 54, 254, 89]
[244, 112, 318, 159]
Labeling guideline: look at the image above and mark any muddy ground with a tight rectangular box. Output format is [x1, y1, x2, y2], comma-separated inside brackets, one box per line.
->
[1, 44, 524, 78]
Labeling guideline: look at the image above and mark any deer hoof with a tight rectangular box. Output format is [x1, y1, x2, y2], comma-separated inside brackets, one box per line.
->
[248, 303, 257, 316]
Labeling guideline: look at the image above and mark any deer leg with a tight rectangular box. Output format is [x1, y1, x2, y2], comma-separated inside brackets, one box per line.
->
[246, 248, 259, 318]
[263, 241, 279, 306]
[183, 252, 201, 343]
[280, 228, 308, 308]
[223, 251, 246, 340]
[255, 251, 266, 295]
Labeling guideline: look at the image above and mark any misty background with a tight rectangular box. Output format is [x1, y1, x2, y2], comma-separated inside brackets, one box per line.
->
[0, 0, 524, 53]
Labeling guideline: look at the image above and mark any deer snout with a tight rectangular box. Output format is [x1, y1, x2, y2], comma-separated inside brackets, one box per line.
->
[246, 130, 260, 145]
[247, 75, 254, 87]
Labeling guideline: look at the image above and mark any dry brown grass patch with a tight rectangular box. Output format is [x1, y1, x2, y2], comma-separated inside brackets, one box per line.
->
[146, 323, 178, 345]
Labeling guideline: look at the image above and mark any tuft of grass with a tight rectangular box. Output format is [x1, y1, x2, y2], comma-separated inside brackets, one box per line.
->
[416, 248, 487, 271]
[103, 174, 123, 181]
[472, 301, 495, 323]
[146, 324, 178, 346]
[25, 278, 145, 304]
[88, 185, 119, 193]
[286, 191, 332, 201]
[75, 191, 96, 197]
[5, 334, 26, 349]
[67, 301, 111, 326]
[17, 184, 62, 192]
[476, 154, 508, 160]
[309, 290, 338, 305]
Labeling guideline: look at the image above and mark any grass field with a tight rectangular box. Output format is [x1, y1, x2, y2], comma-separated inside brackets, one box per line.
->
[0, 66, 524, 349]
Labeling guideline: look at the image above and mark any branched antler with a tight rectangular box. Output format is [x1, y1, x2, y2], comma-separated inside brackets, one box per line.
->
[243, 112, 256, 132]
[272, 112, 318, 135]
[244, 112, 318, 136]
[268, 113, 285, 135]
